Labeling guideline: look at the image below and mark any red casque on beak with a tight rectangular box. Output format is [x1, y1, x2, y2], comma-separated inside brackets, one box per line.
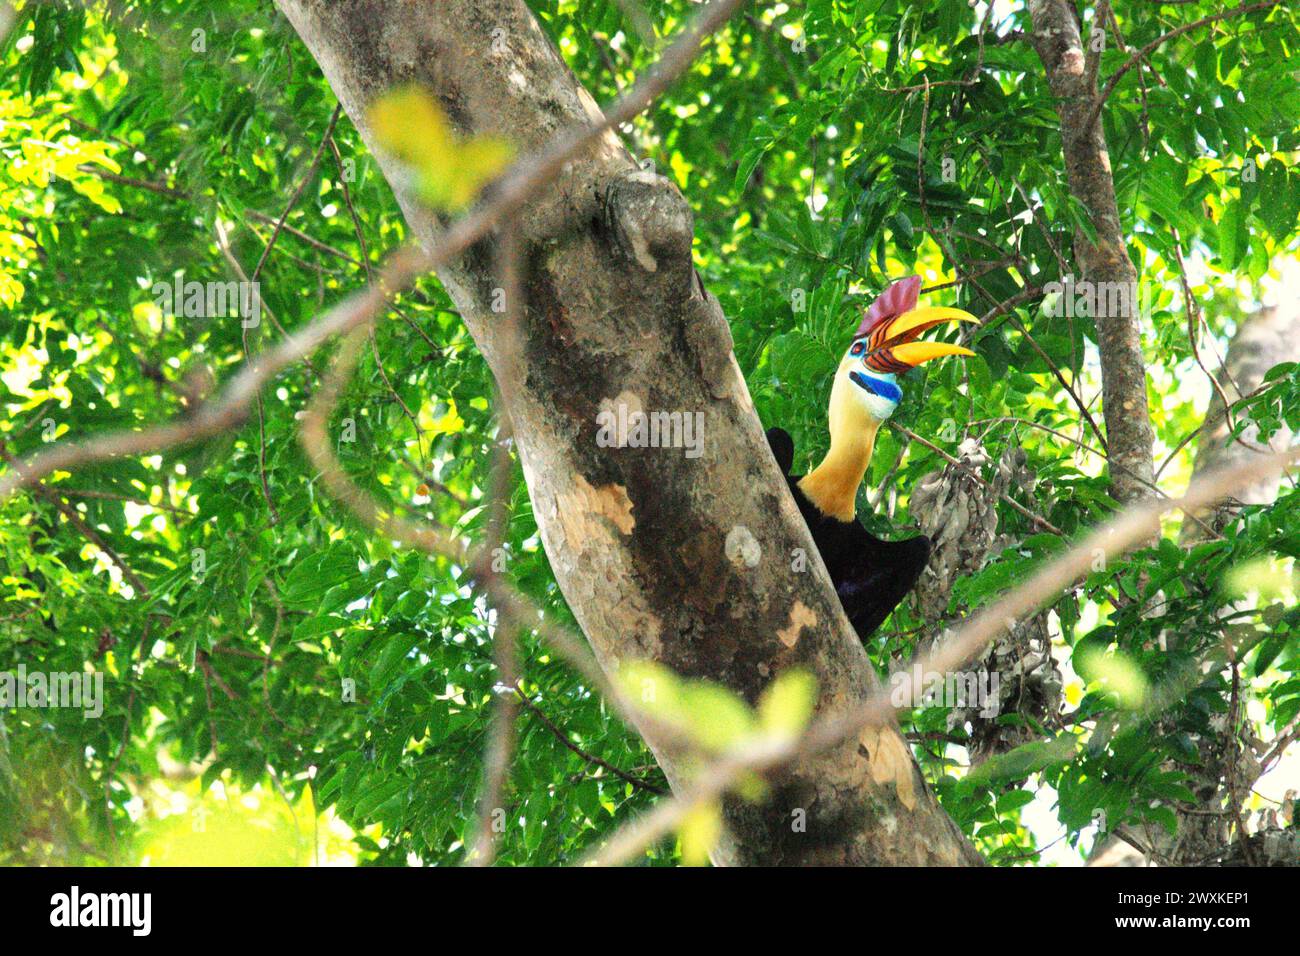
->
[855, 276, 978, 373]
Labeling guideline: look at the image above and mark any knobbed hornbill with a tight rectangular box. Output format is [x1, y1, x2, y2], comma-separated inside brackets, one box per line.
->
[767, 275, 978, 644]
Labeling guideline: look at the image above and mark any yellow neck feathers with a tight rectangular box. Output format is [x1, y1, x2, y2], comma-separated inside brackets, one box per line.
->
[797, 370, 881, 522]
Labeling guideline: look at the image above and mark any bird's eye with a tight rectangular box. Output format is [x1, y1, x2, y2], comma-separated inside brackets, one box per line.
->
[849, 341, 865, 356]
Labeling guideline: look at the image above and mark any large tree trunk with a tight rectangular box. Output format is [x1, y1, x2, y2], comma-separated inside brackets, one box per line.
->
[274, 0, 979, 865]
[1028, 0, 1156, 505]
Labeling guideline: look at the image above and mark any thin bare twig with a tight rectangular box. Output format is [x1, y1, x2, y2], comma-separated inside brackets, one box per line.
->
[970, 415, 1223, 541]
[1261, 713, 1300, 775]
[251, 106, 343, 284]
[1082, 0, 1112, 92]
[1171, 227, 1262, 462]
[888, 422, 1064, 535]
[0, 445, 154, 597]
[326, 129, 435, 470]
[467, 228, 527, 867]
[515, 689, 666, 795]
[74, 165, 363, 269]
[1083, 1, 1283, 135]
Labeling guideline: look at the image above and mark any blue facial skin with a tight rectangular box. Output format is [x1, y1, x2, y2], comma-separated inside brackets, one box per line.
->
[848, 370, 903, 403]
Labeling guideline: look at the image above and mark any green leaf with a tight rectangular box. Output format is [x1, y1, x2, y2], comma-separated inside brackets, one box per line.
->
[965, 735, 1077, 787]
[282, 548, 364, 607]
[1216, 199, 1245, 270]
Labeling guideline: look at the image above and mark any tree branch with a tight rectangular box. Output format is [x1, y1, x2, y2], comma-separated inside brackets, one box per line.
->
[583, 442, 1300, 865]
[1084, 1, 1283, 136]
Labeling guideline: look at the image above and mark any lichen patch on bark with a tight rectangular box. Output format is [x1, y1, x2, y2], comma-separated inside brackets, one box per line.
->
[599, 389, 643, 423]
[776, 601, 817, 648]
[724, 525, 762, 568]
[556, 473, 635, 549]
[858, 724, 918, 811]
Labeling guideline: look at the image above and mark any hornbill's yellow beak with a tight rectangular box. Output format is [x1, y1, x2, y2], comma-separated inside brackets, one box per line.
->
[861, 305, 979, 374]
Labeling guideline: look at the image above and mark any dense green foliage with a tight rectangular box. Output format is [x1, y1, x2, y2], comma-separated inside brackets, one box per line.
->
[1, 0, 1297, 865]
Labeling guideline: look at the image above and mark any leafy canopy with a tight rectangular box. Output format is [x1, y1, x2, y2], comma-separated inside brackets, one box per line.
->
[1, 0, 1297, 865]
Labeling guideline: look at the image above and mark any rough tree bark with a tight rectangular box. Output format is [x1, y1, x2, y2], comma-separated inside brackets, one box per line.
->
[274, 0, 980, 865]
[1028, 0, 1156, 504]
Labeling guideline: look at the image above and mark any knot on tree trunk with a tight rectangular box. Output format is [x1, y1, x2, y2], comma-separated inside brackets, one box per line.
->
[600, 167, 695, 279]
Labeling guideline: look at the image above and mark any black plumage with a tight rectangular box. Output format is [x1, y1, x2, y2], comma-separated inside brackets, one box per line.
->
[767, 426, 930, 645]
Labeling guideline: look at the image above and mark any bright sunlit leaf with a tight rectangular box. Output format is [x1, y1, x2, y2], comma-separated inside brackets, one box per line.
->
[677, 801, 722, 866]
[1076, 647, 1150, 710]
[757, 668, 817, 740]
[368, 85, 513, 212]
